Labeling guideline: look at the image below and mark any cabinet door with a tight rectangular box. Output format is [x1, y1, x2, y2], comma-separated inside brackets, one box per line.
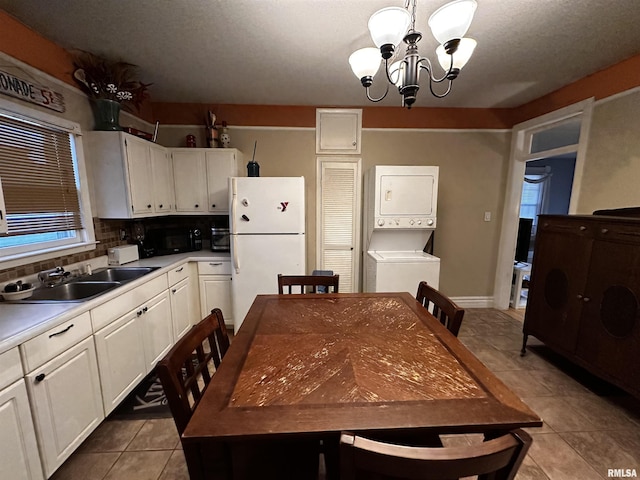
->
[150, 143, 175, 214]
[171, 150, 208, 213]
[0, 177, 7, 234]
[124, 136, 155, 216]
[0, 380, 43, 480]
[170, 277, 193, 340]
[199, 275, 233, 327]
[576, 239, 640, 389]
[140, 290, 174, 372]
[26, 336, 103, 478]
[524, 223, 592, 353]
[94, 310, 147, 415]
[206, 149, 238, 212]
[316, 109, 362, 154]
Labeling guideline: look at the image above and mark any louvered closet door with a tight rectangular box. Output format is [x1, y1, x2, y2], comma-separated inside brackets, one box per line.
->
[317, 158, 361, 292]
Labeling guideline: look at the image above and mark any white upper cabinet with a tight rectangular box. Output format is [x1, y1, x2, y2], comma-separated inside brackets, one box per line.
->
[171, 149, 208, 213]
[171, 148, 241, 214]
[150, 143, 175, 214]
[87, 132, 176, 219]
[206, 149, 240, 213]
[316, 108, 362, 154]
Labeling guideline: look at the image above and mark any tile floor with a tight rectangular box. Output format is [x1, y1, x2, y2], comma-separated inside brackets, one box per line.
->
[51, 308, 640, 480]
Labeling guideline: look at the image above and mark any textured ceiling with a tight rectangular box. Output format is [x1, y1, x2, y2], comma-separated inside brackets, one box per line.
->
[2, 0, 640, 108]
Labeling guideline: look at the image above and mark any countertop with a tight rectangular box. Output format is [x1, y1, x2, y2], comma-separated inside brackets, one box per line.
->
[0, 251, 230, 355]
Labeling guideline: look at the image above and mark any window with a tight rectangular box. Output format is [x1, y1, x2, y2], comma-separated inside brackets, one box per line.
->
[520, 167, 551, 235]
[0, 99, 95, 266]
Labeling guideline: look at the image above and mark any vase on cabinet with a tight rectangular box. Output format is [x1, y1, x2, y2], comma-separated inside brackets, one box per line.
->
[91, 98, 123, 131]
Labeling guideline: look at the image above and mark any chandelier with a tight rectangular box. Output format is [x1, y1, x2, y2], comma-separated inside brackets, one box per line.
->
[349, 0, 478, 108]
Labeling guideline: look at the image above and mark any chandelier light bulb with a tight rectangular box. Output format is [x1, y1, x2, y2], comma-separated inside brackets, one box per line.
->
[436, 38, 477, 71]
[368, 7, 411, 50]
[428, 0, 478, 45]
[349, 48, 382, 82]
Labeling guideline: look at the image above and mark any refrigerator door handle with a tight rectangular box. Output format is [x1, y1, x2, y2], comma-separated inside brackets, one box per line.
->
[230, 178, 240, 273]
[233, 234, 240, 273]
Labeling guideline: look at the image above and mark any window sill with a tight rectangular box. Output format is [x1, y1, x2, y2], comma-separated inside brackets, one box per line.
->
[0, 242, 98, 270]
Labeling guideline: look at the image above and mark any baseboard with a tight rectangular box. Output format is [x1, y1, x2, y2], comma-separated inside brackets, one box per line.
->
[449, 296, 494, 308]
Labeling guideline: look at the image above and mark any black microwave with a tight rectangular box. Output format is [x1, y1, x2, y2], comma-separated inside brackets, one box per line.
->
[143, 227, 202, 257]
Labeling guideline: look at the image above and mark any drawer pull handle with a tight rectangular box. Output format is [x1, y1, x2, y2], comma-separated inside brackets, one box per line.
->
[601, 228, 609, 234]
[137, 310, 143, 316]
[209, 262, 223, 266]
[583, 297, 591, 303]
[579, 226, 587, 231]
[49, 324, 74, 338]
[35, 373, 46, 382]
[172, 288, 177, 293]
[142, 307, 148, 313]
[175, 267, 184, 272]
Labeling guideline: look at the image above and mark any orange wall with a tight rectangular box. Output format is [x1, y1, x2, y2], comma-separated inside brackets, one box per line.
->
[2, 10, 639, 129]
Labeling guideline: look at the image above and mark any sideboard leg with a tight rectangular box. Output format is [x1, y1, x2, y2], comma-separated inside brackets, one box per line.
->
[520, 334, 528, 356]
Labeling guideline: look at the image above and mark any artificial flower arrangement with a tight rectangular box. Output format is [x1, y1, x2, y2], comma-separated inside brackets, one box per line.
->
[72, 50, 150, 112]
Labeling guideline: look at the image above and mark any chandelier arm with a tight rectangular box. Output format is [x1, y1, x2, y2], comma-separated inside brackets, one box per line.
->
[418, 58, 450, 84]
[365, 82, 390, 103]
[427, 77, 453, 98]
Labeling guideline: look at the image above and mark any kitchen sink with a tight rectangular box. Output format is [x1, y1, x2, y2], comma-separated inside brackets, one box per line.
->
[27, 281, 122, 302]
[79, 266, 159, 283]
[11, 266, 160, 303]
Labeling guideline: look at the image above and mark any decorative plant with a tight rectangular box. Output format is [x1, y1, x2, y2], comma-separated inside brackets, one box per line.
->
[72, 50, 150, 112]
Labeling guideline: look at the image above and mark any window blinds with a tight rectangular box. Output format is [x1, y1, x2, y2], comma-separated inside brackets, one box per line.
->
[0, 113, 82, 235]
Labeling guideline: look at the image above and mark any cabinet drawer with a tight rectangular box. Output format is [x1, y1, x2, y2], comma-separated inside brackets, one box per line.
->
[167, 262, 189, 285]
[91, 274, 168, 331]
[595, 222, 640, 244]
[0, 347, 23, 390]
[539, 218, 593, 236]
[198, 260, 231, 275]
[20, 312, 92, 373]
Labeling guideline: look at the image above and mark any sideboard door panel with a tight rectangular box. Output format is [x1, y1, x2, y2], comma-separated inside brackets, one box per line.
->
[525, 225, 592, 354]
[576, 240, 640, 386]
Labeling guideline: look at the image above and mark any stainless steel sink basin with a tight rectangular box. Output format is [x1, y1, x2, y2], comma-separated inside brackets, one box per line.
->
[79, 267, 159, 283]
[28, 281, 121, 302]
[9, 266, 160, 303]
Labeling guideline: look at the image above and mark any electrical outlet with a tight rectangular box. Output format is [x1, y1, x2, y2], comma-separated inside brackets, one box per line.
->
[484, 211, 491, 222]
[119, 228, 127, 240]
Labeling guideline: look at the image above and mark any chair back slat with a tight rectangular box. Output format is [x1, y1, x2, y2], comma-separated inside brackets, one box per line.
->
[277, 274, 340, 294]
[340, 429, 532, 480]
[416, 281, 465, 336]
[156, 308, 230, 434]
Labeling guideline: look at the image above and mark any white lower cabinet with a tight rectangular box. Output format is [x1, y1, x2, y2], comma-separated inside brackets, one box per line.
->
[0, 347, 42, 480]
[170, 277, 193, 339]
[140, 290, 174, 372]
[168, 262, 197, 339]
[25, 336, 103, 478]
[198, 261, 233, 327]
[94, 311, 147, 415]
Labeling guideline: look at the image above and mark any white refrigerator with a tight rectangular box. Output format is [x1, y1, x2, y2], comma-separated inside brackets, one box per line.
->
[229, 176, 306, 331]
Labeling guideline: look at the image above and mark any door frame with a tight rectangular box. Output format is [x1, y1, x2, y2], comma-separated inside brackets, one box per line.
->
[493, 98, 594, 309]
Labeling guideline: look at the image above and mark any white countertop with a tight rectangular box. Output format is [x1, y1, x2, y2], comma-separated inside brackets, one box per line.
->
[0, 251, 230, 355]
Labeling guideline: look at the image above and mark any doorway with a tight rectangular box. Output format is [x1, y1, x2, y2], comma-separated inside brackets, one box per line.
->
[511, 154, 576, 308]
[494, 99, 594, 310]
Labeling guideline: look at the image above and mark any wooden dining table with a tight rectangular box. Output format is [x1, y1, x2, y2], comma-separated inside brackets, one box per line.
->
[181, 292, 542, 480]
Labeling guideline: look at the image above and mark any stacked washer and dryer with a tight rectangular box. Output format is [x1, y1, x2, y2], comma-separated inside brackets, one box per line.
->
[363, 165, 441, 294]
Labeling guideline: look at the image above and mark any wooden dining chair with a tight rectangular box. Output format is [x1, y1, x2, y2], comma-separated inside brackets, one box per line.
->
[340, 429, 532, 480]
[415, 281, 465, 337]
[277, 273, 340, 294]
[156, 308, 229, 435]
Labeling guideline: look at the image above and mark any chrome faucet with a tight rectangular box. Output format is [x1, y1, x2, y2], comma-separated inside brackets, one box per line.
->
[38, 267, 70, 287]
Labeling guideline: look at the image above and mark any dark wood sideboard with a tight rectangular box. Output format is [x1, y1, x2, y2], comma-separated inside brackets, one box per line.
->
[522, 213, 640, 398]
